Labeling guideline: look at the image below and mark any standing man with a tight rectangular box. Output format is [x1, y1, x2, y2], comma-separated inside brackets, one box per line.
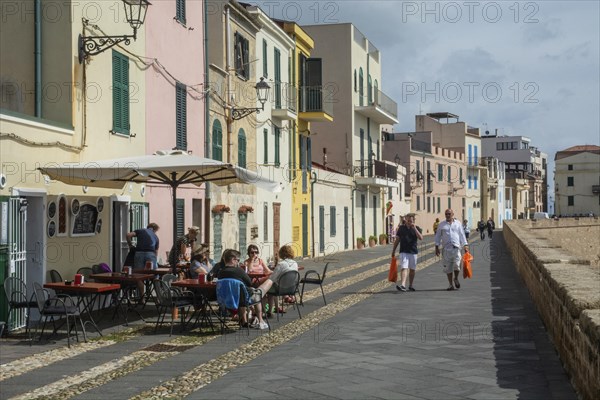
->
[435, 209, 468, 291]
[477, 219, 486, 240]
[127, 222, 160, 270]
[391, 213, 423, 291]
[486, 217, 495, 239]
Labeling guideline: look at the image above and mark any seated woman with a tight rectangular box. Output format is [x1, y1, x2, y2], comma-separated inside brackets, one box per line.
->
[189, 244, 211, 279]
[243, 244, 271, 283]
[217, 249, 268, 330]
[256, 245, 298, 316]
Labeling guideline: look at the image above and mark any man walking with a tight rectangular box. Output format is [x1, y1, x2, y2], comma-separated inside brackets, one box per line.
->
[486, 217, 495, 239]
[126, 222, 160, 270]
[435, 209, 469, 291]
[391, 213, 423, 291]
[477, 219, 486, 240]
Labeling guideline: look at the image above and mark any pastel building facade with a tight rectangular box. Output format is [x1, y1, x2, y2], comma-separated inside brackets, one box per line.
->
[554, 145, 600, 216]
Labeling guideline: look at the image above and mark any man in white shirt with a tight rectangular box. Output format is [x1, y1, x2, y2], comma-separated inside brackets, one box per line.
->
[434, 209, 469, 291]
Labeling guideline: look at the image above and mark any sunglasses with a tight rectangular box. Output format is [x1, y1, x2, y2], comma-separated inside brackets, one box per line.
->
[249, 250, 259, 254]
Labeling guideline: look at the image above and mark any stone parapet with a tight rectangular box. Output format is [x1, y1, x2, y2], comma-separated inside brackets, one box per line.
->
[504, 220, 600, 400]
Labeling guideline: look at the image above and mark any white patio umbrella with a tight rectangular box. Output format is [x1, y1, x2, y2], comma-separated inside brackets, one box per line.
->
[39, 150, 283, 269]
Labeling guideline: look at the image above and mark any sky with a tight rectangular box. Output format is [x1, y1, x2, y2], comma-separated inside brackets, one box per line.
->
[253, 0, 600, 208]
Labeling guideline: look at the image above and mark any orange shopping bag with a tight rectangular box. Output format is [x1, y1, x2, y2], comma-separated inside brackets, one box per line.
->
[462, 251, 474, 279]
[388, 256, 398, 282]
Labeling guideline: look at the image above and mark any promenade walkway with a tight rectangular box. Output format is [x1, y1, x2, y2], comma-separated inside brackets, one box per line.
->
[0, 232, 577, 399]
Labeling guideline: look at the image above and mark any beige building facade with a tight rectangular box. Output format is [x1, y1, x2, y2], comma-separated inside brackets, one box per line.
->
[554, 145, 600, 216]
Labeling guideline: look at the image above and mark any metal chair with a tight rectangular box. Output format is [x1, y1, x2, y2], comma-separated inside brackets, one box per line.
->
[300, 262, 330, 305]
[32, 282, 86, 348]
[215, 279, 269, 334]
[49, 269, 63, 283]
[76, 267, 93, 282]
[270, 270, 302, 320]
[152, 279, 194, 336]
[3, 277, 38, 334]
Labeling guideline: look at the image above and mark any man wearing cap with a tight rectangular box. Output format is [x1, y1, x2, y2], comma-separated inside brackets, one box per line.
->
[190, 243, 212, 278]
[126, 223, 160, 270]
[435, 209, 469, 290]
[391, 213, 423, 291]
[168, 226, 199, 268]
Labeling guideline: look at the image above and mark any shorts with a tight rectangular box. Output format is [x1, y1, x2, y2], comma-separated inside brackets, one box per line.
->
[441, 247, 461, 274]
[398, 253, 418, 270]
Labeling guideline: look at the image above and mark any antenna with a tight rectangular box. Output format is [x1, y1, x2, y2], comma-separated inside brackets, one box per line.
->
[418, 103, 423, 115]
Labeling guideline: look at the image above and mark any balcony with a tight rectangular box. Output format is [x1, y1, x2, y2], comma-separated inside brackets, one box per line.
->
[353, 159, 398, 188]
[272, 83, 297, 120]
[299, 85, 333, 122]
[355, 88, 398, 124]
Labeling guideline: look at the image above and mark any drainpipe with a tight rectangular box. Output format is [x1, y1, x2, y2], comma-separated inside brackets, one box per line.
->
[34, 0, 42, 117]
[203, 0, 211, 245]
[225, 6, 232, 164]
[310, 170, 317, 258]
[351, 185, 356, 249]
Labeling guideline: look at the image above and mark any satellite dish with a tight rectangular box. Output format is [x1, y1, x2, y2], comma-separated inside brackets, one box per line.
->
[485, 130, 490, 135]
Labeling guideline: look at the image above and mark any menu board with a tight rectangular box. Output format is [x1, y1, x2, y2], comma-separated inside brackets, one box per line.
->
[71, 203, 98, 236]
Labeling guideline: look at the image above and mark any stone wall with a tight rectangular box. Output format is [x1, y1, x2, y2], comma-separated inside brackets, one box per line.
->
[504, 220, 600, 400]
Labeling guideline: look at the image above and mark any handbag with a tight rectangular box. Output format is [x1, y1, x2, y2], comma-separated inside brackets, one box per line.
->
[462, 251, 474, 279]
[388, 256, 398, 282]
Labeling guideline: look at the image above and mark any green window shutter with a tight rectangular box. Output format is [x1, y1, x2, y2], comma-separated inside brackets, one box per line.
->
[274, 127, 280, 167]
[176, 82, 187, 150]
[319, 206, 325, 252]
[176, 0, 186, 24]
[274, 48, 281, 108]
[263, 128, 268, 164]
[238, 128, 246, 168]
[262, 39, 268, 78]
[330, 206, 336, 236]
[344, 207, 349, 249]
[176, 199, 185, 237]
[112, 51, 129, 135]
[212, 120, 222, 161]
[238, 214, 248, 253]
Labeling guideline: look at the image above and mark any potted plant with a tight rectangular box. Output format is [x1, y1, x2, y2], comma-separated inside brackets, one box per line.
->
[379, 233, 388, 245]
[368, 235, 377, 247]
[356, 237, 366, 249]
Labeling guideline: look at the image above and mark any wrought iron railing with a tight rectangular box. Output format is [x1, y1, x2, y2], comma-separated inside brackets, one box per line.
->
[299, 85, 334, 116]
[353, 159, 397, 180]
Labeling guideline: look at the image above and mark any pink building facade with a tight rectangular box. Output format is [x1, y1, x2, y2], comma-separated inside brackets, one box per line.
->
[145, 0, 206, 254]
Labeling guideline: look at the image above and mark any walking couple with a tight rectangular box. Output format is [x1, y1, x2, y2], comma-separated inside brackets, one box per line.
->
[391, 209, 469, 291]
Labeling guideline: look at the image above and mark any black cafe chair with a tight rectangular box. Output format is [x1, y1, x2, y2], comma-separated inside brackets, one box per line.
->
[300, 262, 330, 305]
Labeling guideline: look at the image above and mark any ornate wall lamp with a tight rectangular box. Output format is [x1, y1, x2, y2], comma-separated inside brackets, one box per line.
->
[231, 78, 271, 120]
[78, 0, 151, 63]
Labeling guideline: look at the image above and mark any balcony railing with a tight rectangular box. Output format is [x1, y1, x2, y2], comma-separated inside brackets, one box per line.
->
[353, 159, 397, 180]
[371, 89, 398, 120]
[299, 85, 334, 116]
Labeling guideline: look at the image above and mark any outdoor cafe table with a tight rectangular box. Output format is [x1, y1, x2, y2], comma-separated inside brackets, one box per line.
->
[90, 272, 154, 324]
[171, 279, 217, 330]
[133, 267, 171, 276]
[44, 281, 121, 335]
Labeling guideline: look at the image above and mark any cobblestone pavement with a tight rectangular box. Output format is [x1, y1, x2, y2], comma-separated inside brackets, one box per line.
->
[0, 233, 577, 399]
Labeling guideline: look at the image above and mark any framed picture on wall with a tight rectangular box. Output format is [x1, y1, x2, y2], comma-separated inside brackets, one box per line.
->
[97, 197, 104, 213]
[71, 198, 80, 216]
[47, 220, 56, 238]
[57, 194, 68, 237]
[48, 201, 56, 219]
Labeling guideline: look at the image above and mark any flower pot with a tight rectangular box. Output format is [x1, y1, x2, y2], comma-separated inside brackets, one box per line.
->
[357, 241, 365, 249]
[369, 239, 377, 247]
[379, 237, 386, 245]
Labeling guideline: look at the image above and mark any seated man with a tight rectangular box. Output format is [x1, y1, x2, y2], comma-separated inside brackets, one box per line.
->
[189, 244, 211, 279]
[217, 249, 268, 330]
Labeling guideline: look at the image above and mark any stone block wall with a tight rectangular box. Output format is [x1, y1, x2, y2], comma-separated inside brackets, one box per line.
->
[504, 220, 600, 400]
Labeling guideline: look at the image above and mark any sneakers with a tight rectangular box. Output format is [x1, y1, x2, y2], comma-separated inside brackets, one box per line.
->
[396, 285, 407, 292]
[251, 321, 269, 330]
[408, 286, 416, 292]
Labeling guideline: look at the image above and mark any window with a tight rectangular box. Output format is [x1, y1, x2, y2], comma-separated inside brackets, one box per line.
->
[263, 203, 268, 241]
[468, 175, 472, 189]
[176, 0, 186, 25]
[388, 187, 392, 200]
[448, 197, 451, 210]
[437, 197, 441, 213]
[359, 68, 364, 106]
[567, 176, 574, 186]
[354, 70, 357, 92]
[262, 39, 268, 78]
[427, 196, 431, 213]
[416, 160, 421, 174]
[568, 164, 573, 170]
[274, 48, 281, 108]
[274, 127, 280, 167]
[459, 168, 463, 183]
[438, 164, 443, 181]
[496, 142, 502, 150]
[474, 175, 478, 190]
[568, 196, 574, 206]
[238, 128, 246, 168]
[368, 75, 372, 104]
[234, 32, 250, 79]
[212, 120, 223, 161]
[416, 195, 421, 211]
[468, 144, 472, 165]
[176, 199, 185, 237]
[399, 183, 402, 200]
[112, 51, 129, 135]
[263, 128, 269, 164]
[330, 206, 336, 236]
[447, 166, 452, 183]
[176, 82, 187, 150]
[474, 146, 478, 165]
